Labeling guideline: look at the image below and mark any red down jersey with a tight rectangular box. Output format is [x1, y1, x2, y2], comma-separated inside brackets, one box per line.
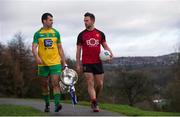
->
[77, 28, 106, 64]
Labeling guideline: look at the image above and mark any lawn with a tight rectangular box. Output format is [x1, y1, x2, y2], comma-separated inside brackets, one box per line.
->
[1, 99, 180, 116]
[0, 104, 47, 116]
[63, 100, 180, 116]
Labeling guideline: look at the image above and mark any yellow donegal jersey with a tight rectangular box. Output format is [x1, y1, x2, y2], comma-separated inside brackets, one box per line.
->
[33, 27, 61, 66]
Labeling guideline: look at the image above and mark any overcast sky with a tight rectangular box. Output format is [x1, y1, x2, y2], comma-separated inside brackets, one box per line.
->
[0, 0, 180, 58]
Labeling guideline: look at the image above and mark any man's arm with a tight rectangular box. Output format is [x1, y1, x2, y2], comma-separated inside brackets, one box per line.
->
[102, 42, 114, 59]
[76, 45, 82, 73]
[32, 43, 42, 64]
[58, 43, 67, 67]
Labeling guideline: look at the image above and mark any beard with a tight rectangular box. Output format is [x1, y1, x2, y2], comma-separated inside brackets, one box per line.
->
[47, 24, 52, 28]
[44, 23, 53, 28]
[85, 24, 93, 29]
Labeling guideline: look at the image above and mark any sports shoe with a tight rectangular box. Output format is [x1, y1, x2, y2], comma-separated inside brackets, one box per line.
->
[91, 100, 100, 112]
[55, 104, 62, 112]
[44, 104, 50, 112]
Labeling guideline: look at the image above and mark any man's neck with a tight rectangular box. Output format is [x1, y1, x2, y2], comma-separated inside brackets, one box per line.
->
[86, 26, 95, 31]
[43, 25, 51, 30]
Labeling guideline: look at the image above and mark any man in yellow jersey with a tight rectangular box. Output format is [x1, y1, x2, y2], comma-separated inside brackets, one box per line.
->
[32, 13, 67, 112]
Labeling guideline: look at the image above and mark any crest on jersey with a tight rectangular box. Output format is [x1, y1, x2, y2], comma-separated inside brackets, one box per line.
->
[96, 34, 100, 37]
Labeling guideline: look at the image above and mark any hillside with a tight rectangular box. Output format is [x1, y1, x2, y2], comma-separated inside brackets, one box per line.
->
[104, 53, 179, 70]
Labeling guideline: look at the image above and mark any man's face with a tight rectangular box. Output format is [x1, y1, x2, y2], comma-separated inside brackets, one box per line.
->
[43, 16, 53, 28]
[84, 16, 94, 29]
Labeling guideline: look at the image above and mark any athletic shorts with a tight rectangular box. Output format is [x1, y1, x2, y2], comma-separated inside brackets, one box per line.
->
[38, 64, 62, 77]
[83, 63, 104, 74]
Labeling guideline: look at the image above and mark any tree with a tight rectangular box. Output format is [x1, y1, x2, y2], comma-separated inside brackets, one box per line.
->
[0, 32, 40, 98]
[165, 52, 180, 112]
[7, 32, 30, 97]
[0, 43, 12, 96]
[115, 71, 154, 106]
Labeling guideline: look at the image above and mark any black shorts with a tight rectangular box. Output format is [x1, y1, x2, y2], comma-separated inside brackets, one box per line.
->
[83, 63, 104, 74]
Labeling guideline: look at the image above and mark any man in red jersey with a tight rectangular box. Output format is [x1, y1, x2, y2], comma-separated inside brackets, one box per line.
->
[76, 12, 113, 112]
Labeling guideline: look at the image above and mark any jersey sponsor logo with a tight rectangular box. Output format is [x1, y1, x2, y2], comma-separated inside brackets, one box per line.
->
[86, 38, 99, 47]
[44, 39, 53, 47]
[40, 34, 45, 37]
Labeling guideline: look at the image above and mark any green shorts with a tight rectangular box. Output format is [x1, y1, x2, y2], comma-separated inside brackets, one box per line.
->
[38, 64, 62, 77]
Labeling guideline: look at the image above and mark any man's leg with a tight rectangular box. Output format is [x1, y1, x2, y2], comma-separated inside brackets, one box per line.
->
[38, 65, 50, 112]
[94, 74, 104, 99]
[51, 75, 62, 112]
[84, 73, 96, 100]
[84, 72, 100, 112]
[40, 77, 50, 112]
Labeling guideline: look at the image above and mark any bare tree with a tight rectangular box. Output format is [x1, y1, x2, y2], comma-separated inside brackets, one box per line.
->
[115, 71, 154, 106]
[165, 46, 180, 112]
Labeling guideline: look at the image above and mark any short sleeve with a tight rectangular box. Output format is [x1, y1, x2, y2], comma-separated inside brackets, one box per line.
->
[77, 33, 83, 45]
[56, 31, 61, 44]
[100, 31, 106, 43]
[33, 32, 39, 44]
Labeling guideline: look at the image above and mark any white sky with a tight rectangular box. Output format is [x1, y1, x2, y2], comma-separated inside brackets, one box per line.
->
[0, 0, 180, 59]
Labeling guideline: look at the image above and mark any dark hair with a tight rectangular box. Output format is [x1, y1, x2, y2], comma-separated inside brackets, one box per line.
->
[84, 12, 95, 21]
[41, 13, 53, 23]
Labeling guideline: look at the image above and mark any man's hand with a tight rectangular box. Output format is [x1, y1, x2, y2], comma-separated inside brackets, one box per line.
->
[110, 54, 114, 60]
[35, 56, 42, 64]
[76, 63, 82, 74]
[106, 54, 113, 63]
[62, 64, 68, 70]
[102, 42, 114, 63]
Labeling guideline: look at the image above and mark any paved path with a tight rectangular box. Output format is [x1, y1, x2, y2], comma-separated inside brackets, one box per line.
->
[0, 98, 124, 116]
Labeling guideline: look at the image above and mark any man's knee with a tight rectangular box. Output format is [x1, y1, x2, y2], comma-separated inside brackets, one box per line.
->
[40, 79, 48, 88]
[86, 78, 94, 88]
[51, 75, 60, 87]
[95, 75, 104, 88]
[85, 74, 94, 85]
[96, 82, 103, 89]
[52, 81, 60, 88]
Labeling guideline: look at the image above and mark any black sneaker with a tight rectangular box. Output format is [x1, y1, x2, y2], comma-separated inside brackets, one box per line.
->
[44, 105, 50, 112]
[55, 104, 62, 112]
[91, 100, 100, 112]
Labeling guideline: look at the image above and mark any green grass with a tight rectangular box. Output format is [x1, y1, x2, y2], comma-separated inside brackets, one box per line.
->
[0, 104, 47, 116]
[1, 98, 180, 116]
[62, 100, 180, 116]
[99, 103, 180, 116]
